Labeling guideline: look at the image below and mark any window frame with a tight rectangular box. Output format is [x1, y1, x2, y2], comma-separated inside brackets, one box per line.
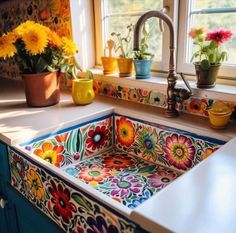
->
[177, 0, 236, 79]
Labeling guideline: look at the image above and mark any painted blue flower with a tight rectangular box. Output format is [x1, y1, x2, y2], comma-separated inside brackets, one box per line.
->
[65, 167, 78, 177]
[127, 191, 151, 209]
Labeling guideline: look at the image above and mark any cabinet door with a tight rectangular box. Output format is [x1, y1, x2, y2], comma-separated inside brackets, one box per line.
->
[6, 184, 64, 233]
[0, 180, 19, 233]
[0, 141, 10, 182]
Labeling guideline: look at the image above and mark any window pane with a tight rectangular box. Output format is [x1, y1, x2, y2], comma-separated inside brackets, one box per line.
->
[103, 0, 163, 61]
[105, 0, 162, 14]
[192, 0, 236, 9]
[188, 1, 236, 65]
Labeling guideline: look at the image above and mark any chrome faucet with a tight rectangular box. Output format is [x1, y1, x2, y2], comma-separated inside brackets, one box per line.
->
[133, 10, 192, 117]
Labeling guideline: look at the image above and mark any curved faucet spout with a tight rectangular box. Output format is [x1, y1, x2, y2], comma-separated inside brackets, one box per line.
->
[133, 10, 175, 72]
[133, 10, 192, 117]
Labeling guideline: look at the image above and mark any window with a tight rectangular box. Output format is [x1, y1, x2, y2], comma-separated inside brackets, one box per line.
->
[178, 0, 236, 78]
[94, 0, 177, 71]
[95, 0, 236, 79]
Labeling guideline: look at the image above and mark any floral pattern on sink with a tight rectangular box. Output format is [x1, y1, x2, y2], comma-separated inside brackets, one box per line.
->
[8, 147, 137, 233]
[64, 150, 181, 209]
[115, 115, 225, 172]
[22, 114, 113, 168]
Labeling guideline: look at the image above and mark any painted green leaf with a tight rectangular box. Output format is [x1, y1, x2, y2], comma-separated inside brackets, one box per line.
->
[66, 130, 82, 154]
[71, 193, 90, 211]
[137, 165, 156, 173]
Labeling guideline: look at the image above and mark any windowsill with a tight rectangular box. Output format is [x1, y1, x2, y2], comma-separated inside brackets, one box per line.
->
[90, 68, 236, 103]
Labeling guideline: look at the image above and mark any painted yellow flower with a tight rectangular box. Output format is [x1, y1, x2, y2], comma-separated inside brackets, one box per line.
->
[22, 25, 48, 55]
[26, 169, 45, 200]
[14, 20, 36, 37]
[61, 37, 77, 55]
[0, 33, 17, 59]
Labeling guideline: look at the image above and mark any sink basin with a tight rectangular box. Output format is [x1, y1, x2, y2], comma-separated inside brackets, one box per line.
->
[8, 112, 225, 232]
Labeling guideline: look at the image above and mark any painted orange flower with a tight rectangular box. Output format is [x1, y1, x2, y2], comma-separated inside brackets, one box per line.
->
[26, 169, 45, 200]
[33, 141, 63, 167]
[103, 155, 134, 170]
[201, 148, 217, 160]
[55, 133, 68, 143]
[116, 117, 135, 147]
[77, 165, 111, 183]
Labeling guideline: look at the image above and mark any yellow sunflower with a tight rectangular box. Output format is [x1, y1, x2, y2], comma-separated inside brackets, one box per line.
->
[26, 169, 45, 200]
[61, 37, 77, 55]
[0, 33, 17, 59]
[48, 30, 62, 47]
[22, 25, 48, 55]
[14, 20, 35, 38]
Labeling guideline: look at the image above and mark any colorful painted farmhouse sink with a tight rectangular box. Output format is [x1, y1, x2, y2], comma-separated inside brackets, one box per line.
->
[8, 112, 225, 233]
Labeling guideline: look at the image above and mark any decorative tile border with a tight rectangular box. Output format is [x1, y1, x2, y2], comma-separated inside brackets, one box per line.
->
[8, 147, 137, 233]
[93, 80, 236, 119]
[114, 114, 225, 172]
[22, 114, 113, 168]
[0, 0, 72, 80]
[64, 149, 181, 209]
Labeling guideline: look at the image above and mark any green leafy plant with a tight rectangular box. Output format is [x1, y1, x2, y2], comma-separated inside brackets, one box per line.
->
[189, 27, 233, 70]
[133, 22, 154, 60]
[111, 24, 134, 58]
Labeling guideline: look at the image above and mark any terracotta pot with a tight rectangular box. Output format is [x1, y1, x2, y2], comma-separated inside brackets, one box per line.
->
[194, 63, 221, 88]
[22, 71, 60, 107]
[117, 57, 133, 77]
[101, 57, 117, 75]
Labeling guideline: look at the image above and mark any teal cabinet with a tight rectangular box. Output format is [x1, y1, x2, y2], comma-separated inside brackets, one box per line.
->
[0, 141, 63, 233]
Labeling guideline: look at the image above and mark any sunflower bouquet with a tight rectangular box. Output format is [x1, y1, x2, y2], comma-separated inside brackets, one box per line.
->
[0, 20, 81, 76]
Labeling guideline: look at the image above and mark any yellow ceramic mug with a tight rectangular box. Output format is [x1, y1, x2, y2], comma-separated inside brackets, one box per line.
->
[72, 79, 95, 105]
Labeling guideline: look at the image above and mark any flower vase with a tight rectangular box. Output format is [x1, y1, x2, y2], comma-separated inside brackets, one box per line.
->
[194, 63, 221, 88]
[22, 71, 60, 107]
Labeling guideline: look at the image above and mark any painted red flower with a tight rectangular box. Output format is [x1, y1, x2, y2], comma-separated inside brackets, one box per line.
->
[48, 180, 76, 224]
[103, 154, 134, 170]
[205, 29, 233, 44]
[86, 126, 109, 150]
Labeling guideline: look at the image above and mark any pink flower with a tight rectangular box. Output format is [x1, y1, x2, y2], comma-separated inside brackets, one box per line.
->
[110, 175, 142, 198]
[188, 27, 205, 39]
[205, 29, 233, 44]
[148, 170, 179, 189]
[163, 134, 195, 171]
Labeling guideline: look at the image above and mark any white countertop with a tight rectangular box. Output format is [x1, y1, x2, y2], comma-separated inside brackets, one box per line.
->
[1, 78, 236, 233]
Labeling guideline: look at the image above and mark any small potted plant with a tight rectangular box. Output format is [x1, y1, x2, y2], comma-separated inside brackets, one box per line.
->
[111, 24, 134, 77]
[189, 27, 233, 88]
[0, 20, 81, 107]
[101, 39, 117, 75]
[133, 22, 154, 79]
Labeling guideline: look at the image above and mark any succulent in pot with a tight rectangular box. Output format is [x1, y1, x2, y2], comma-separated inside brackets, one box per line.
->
[0, 20, 82, 107]
[133, 22, 154, 79]
[189, 27, 233, 88]
[111, 24, 134, 77]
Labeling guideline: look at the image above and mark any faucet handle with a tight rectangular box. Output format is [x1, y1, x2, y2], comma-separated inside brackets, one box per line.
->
[179, 73, 193, 96]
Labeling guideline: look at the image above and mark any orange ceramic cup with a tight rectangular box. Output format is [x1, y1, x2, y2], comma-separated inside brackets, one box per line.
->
[101, 57, 117, 75]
